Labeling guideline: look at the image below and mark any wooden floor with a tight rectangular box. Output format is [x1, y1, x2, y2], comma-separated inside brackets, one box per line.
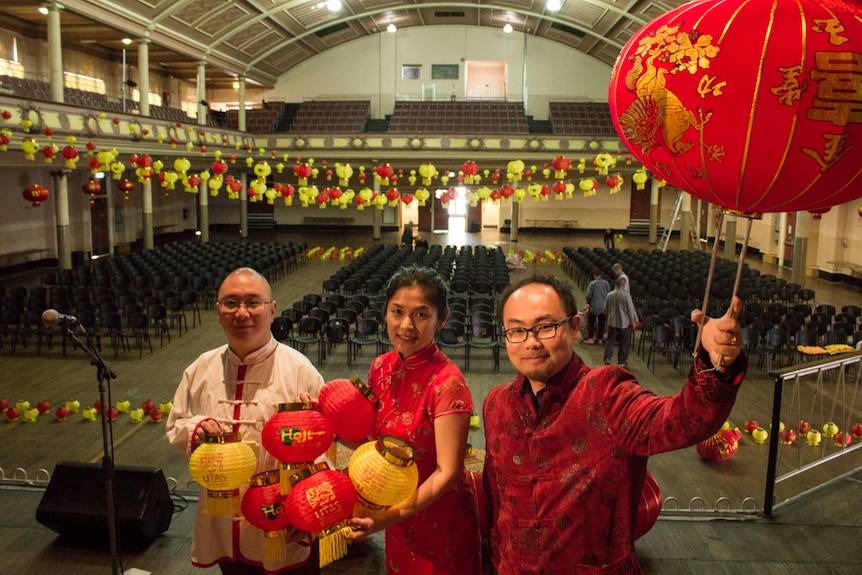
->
[1, 227, 860, 574]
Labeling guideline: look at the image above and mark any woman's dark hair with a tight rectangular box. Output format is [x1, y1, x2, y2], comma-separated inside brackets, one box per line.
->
[497, 274, 577, 320]
[384, 266, 448, 317]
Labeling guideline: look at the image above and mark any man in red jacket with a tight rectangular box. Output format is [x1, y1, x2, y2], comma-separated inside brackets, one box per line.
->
[483, 275, 747, 574]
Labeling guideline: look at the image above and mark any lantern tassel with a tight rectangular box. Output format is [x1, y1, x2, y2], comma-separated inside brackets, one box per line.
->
[263, 529, 290, 563]
[207, 489, 240, 517]
[318, 523, 355, 568]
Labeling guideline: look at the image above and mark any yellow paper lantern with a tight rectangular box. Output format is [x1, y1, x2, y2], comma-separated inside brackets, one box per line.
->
[632, 169, 649, 190]
[189, 432, 257, 517]
[348, 435, 418, 510]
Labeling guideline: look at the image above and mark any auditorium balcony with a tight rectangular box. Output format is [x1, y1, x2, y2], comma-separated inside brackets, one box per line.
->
[288, 100, 371, 133]
[549, 101, 618, 137]
[387, 100, 529, 134]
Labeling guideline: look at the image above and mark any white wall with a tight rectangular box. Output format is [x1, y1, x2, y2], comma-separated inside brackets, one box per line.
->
[269, 27, 611, 120]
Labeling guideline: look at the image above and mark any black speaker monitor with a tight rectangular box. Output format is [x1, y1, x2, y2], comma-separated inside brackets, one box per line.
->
[36, 461, 173, 548]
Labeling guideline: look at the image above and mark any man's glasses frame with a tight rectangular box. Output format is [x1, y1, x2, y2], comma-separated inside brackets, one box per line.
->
[216, 299, 272, 312]
[502, 315, 574, 343]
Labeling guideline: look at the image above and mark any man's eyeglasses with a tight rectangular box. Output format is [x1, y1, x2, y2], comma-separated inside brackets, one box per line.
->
[217, 299, 272, 312]
[502, 316, 573, 343]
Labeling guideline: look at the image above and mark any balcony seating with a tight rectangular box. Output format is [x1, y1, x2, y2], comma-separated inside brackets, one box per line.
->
[387, 100, 528, 134]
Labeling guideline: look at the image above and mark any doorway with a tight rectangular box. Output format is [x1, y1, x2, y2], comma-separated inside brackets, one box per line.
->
[90, 196, 110, 256]
[465, 61, 507, 100]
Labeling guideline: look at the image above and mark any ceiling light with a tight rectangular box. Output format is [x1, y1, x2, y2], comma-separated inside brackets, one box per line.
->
[503, 23, 513, 34]
[232, 81, 240, 89]
[38, 7, 49, 15]
[546, 0, 562, 11]
[327, 0, 342, 11]
[122, 38, 133, 45]
[387, 23, 397, 33]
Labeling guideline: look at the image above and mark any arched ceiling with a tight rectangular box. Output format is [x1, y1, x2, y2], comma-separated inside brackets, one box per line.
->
[1, 0, 683, 89]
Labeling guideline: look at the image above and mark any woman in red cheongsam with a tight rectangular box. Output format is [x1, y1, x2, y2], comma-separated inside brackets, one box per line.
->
[348, 266, 481, 575]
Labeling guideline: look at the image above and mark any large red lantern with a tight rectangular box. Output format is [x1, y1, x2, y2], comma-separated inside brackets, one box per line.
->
[284, 462, 358, 568]
[23, 185, 49, 207]
[241, 470, 295, 563]
[609, 0, 862, 215]
[261, 402, 334, 493]
[318, 376, 379, 442]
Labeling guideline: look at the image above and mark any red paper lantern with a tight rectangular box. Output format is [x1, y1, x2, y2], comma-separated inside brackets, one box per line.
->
[261, 402, 334, 493]
[284, 462, 357, 568]
[41, 145, 56, 162]
[117, 179, 135, 193]
[23, 185, 49, 207]
[608, 0, 862, 214]
[696, 428, 741, 463]
[82, 180, 103, 206]
[635, 471, 662, 540]
[318, 376, 379, 442]
[241, 470, 295, 562]
[375, 163, 393, 184]
[293, 163, 312, 185]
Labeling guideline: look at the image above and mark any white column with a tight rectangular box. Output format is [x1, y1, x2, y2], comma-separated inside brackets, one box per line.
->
[777, 212, 788, 268]
[791, 213, 808, 285]
[724, 215, 737, 260]
[52, 170, 72, 269]
[47, 2, 64, 103]
[372, 177, 381, 240]
[199, 182, 209, 243]
[679, 192, 692, 251]
[510, 193, 520, 243]
[197, 61, 208, 125]
[648, 178, 660, 244]
[142, 178, 154, 250]
[240, 172, 248, 238]
[238, 76, 247, 132]
[137, 39, 151, 117]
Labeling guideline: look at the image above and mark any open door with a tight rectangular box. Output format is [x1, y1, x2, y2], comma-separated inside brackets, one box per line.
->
[433, 190, 450, 231]
[90, 197, 110, 256]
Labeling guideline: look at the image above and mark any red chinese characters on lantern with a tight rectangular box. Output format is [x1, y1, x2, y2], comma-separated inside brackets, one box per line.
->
[608, 0, 862, 214]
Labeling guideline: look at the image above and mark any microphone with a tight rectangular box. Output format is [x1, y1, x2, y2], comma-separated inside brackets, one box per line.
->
[41, 309, 81, 329]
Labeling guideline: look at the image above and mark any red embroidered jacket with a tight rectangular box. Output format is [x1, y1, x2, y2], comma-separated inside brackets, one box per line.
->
[483, 348, 746, 574]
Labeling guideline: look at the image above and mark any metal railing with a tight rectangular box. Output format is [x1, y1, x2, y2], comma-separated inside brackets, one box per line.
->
[763, 350, 862, 517]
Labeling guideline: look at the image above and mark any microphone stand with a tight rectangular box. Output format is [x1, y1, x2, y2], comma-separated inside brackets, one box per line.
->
[63, 324, 121, 575]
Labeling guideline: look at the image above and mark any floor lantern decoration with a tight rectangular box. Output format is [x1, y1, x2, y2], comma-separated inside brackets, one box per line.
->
[609, 0, 862, 362]
[189, 432, 257, 517]
[261, 402, 334, 494]
[348, 435, 419, 511]
[317, 376, 379, 442]
[635, 471, 663, 540]
[696, 427, 742, 463]
[240, 470, 294, 563]
[284, 462, 358, 568]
